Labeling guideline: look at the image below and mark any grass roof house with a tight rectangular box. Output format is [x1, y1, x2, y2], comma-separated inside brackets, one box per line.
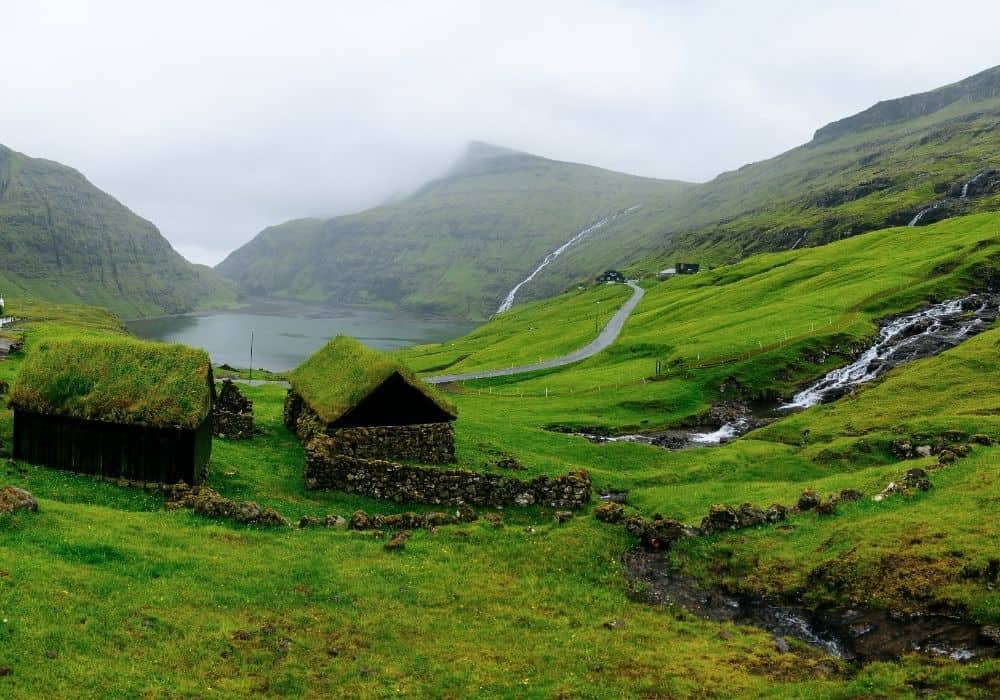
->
[284, 335, 457, 464]
[9, 336, 214, 485]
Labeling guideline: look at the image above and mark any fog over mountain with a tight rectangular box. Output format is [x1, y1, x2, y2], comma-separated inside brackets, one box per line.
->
[2, 0, 999, 265]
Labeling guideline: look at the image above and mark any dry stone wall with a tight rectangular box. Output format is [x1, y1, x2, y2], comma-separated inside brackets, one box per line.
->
[213, 380, 254, 439]
[304, 435, 591, 509]
[284, 390, 455, 463]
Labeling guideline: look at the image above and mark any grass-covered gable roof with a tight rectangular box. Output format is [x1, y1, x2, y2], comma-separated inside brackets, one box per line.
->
[288, 335, 457, 425]
[10, 336, 213, 429]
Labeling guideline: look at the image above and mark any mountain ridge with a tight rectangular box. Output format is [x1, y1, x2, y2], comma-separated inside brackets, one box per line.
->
[0, 143, 236, 317]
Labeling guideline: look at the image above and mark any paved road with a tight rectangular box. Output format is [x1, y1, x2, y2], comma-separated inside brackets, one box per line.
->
[425, 281, 645, 384]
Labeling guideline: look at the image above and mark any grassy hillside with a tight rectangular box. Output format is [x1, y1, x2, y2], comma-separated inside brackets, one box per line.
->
[0, 144, 236, 317]
[218, 67, 1000, 322]
[558, 65, 1000, 278]
[1, 213, 998, 695]
[216, 142, 691, 319]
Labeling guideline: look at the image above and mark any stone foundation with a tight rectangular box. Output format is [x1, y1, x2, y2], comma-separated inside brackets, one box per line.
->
[284, 390, 455, 463]
[304, 435, 591, 509]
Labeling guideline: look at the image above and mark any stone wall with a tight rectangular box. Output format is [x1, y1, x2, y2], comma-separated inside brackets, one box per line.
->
[304, 434, 591, 509]
[284, 390, 455, 464]
[213, 380, 254, 439]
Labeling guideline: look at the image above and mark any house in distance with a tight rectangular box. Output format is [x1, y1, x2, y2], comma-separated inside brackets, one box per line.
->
[283, 335, 457, 464]
[9, 337, 214, 485]
[597, 269, 626, 283]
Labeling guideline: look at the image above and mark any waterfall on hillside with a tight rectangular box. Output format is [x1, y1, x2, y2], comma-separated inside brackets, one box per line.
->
[496, 205, 642, 314]
[790, 232, 808, 250]
[961, 181, 971, 198]
[908, 205, 937, 227]
[781, 295, 997, 410]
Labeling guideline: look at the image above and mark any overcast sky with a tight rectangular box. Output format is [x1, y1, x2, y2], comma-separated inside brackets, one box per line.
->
[3, 1, 999, 266]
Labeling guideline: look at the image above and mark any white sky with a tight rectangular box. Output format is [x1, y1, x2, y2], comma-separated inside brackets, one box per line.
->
[2, 0, 999, 265]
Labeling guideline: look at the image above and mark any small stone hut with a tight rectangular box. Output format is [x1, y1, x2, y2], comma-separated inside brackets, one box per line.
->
[9, 337, 214, 485]
[283, 335, 457, 464]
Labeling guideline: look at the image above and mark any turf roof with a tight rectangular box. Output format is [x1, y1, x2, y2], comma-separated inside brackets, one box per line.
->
[288, 335, 457, 425]
[10, 336, 212, 429]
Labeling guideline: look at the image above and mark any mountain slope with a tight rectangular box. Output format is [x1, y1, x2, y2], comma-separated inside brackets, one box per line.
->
[0, 143, 235, 317]
[571, 64, 1000, 275]
[216, 142, 692, 319]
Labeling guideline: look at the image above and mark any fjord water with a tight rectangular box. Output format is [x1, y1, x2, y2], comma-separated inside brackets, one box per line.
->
[126, 299, 475, 371]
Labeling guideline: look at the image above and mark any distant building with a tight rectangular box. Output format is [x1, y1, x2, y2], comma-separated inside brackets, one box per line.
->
[657, 268, 676, 280]
[10, 337, 214, 485]
[676, 262, 700, 274]
[597, 269, 626, 283]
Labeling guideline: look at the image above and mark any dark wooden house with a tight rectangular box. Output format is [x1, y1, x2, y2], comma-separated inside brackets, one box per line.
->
[676, 262, 700, 274]
[9, 337, 214, 485]
[283, 335, 457, 463]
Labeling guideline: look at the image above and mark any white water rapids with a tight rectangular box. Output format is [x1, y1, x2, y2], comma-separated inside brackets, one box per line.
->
[781, 296, 994, 410]
[496, 205, 642, 314]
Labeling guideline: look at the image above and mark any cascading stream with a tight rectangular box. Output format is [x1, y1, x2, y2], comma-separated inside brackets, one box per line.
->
[496, 205, 642, 314]
[781, 294, 997, 410]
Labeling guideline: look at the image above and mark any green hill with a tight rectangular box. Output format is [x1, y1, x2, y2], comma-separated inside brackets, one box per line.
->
[2, 214, 997, 696]
[215, 141, 691, 319]
[587, 64, 1000, 274]
[218, 66, 1000, 320]
[0, 143, 235, 317]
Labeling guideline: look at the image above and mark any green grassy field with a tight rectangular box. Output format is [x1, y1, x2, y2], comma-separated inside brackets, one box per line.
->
[2, 212, 999, 696]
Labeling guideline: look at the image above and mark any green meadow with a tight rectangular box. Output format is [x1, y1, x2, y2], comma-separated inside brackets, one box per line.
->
[1, 213, 998, 697]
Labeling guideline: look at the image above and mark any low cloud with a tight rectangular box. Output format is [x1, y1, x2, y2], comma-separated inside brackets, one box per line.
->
[2, 0, 999, 265]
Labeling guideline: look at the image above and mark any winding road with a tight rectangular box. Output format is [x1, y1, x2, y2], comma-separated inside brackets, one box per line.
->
[425, 281, 645, 384]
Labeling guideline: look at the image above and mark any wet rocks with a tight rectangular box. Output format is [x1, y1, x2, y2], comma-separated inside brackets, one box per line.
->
[0, 486, 37, 515]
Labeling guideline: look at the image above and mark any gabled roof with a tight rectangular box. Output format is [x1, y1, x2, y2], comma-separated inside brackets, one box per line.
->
[288, 335, 457, 425]
[10, 336, 212, 429]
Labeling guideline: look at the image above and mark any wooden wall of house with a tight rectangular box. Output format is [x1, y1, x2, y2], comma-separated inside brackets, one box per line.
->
[12, 410, 211, 485]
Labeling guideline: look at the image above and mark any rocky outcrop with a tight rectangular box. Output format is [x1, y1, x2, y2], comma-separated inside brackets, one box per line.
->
[213, 380, 254, 439]
[304, 435, 591, 509]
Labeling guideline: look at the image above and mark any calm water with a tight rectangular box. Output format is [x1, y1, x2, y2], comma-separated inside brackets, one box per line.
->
[126, 299, 476, 371]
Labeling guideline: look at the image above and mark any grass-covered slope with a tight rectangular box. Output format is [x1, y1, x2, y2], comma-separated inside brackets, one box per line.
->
[0, 143, 236, 317]
[216, 142, 691, 319]
[1, 213, 998, 695]
[588, 66, 1000, 274]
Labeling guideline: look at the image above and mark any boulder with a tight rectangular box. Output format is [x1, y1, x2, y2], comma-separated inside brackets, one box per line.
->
[554, 511, 573, 524]
[384, 530, 411, 551]
[0, 486, 38, 515]
[815, 501, 837, 516]
[835, 489, 864, 503]
[349, 511, 372, 530]
[797, 490, 821, 511]
[235, 501, 263, 524]
[765, 503, 788, 523]
[903, 468, 931, 491]
[736, 503, 766, 528]
[594, 501, 624, 523]
[701, 504, 739, 534]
